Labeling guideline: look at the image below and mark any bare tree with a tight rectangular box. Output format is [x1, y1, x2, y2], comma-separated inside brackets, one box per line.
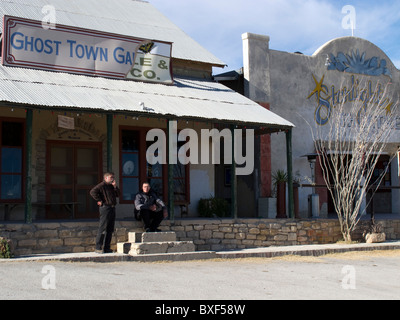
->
[309, 78, 398, 242]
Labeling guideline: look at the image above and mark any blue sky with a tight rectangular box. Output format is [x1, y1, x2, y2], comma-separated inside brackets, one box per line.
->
[149, 0, 400, 74]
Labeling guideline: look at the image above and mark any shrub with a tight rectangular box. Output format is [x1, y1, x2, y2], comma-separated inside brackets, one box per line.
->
[198, 197, 229, 218]
[0, 237, 14, 259]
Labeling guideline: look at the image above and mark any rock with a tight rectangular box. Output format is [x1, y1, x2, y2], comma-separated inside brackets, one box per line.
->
[365, 232, 386, 244]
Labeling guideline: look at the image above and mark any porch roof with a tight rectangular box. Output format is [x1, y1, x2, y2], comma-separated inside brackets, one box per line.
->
[0, 65, 294, 129]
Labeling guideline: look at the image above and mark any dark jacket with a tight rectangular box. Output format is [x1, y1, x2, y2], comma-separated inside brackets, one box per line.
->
[90, 181, 120, 206]
[135, 191, 166, 212]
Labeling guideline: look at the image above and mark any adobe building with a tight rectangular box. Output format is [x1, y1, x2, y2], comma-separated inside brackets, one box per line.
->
[237, 33, 400, 218]
[0, 1, 294, 223]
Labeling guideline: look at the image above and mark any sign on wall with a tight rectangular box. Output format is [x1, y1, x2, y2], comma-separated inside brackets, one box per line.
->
[1, 15, 173, 84]
[58, 115, 75, 130]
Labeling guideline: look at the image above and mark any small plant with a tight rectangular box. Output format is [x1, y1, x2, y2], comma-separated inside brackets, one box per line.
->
[363, 219, 383, 234]
[0, 237, 14, 259]
[198, 197, 229, 218]
[272, 170, 288, 185]
[271, 170, 288, 198]
[362, 219, 386, 244]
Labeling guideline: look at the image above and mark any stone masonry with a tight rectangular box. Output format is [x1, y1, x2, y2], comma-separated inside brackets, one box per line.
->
[1, 218, 400, 257]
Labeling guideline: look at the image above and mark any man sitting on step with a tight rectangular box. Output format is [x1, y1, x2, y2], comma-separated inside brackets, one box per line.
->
[134, 182, 168, 232]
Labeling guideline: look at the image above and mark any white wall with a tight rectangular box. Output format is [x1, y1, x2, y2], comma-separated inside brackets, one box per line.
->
[243, 34, 400, 215]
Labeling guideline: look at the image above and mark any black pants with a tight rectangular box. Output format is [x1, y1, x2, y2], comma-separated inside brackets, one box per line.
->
[96, 205, 116, 251]
[140, 209, 163, 231]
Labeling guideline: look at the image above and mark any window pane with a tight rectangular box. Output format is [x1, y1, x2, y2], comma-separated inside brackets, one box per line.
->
[76, 148, 98, 170]
[51, 146, 73, 169]
[147, 162, 162, 178]
[1, 175, 22, 199]
[1, 148, 22, 173]
[77, 189, 97, 214]
[173, 163, 185, 179]
[77, 174, 99, 185]
[122, 153, 139, 177]
[2, 122, 23, 146]
[149, 178, 163, 196]
[122, 130, 139, 152]
[50, 188, 73, 213]
[50, 173, 73, 185]
[122, 177, 139, 201]
[174, 179, 186, 202]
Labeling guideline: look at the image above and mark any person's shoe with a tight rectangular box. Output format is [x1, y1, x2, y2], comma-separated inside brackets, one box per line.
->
[145, 228, 152, 233]
[103, 249, 114, 254]
[154, 228, 162, 232]
[94, 249, 103, 254]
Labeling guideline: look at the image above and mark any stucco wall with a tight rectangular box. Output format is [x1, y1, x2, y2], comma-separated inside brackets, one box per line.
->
[243, 33, 400, 217]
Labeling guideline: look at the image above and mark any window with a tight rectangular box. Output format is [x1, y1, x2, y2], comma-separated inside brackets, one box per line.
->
[146, 140, 163, 196]
[119, 127, 190, 204]
[173, 141, 188, 203]
[121, 130, 140, 201]
[0, 120, 24, 201]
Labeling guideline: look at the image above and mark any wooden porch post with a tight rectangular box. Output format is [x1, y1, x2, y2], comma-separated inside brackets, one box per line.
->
[286, 128, 294, 219]
[25, 109, 33, 224]
[167, 120, 175, 222]
[106, 114, 113, 172]
[231, 125, 237, 219]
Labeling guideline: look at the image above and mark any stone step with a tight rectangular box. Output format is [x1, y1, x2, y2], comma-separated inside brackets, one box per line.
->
[117, 241, 196, 255]
[117, 240, 196, 255]
[129, 241, 196, 255]
[128, 232, 177, 243]
[117, 231, 196, 256]
[128, 251, 217, 262]
[117, 242, 132, 254]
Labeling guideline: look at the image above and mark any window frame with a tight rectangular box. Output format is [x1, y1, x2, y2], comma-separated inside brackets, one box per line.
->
[119, 125, 190, 205]
[0, 117, 26, 203]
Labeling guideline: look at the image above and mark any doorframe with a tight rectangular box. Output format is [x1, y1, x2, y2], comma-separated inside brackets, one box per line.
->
[45, 140, 103, 219]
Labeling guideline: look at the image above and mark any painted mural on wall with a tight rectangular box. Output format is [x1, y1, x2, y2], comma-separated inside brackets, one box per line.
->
[308, 50, 395, 127]
[326, 50, 392, 78]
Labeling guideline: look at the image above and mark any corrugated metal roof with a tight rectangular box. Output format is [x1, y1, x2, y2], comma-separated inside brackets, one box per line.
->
[0, 0, 294, 128]
[0, 0, 225, 67]
[0, 64, 294, 128]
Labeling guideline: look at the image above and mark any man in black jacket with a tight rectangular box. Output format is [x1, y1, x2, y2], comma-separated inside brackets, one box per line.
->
[135, 182, 168, 232]
[90, 172, 120, 253]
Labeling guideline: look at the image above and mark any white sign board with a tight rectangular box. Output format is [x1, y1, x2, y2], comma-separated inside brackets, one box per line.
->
[57, 115, 75, 130]
[1, 15, 173, 84]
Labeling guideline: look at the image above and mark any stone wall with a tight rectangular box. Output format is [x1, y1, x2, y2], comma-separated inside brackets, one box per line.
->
[1, 218, 399, 256]
[168, 219, 343, 251]
[0, 221, 139, 256]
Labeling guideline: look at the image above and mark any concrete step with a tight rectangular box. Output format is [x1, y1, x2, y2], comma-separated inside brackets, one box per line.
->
[128, 232, 177, 243]
[117, 242, 132, 254]
[128, 251, 217, 262]
[130, 241, 196, 255]
[117, 241, 196, 255]
[117, 231, 196, 255]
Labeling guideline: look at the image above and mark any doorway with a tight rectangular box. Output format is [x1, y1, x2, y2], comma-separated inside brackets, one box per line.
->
[326, 154, 392, 215]
[46, 141, 102, 219]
